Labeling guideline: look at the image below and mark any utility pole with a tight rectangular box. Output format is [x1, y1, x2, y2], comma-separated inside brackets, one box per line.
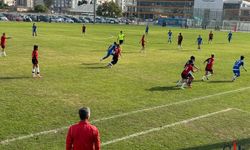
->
[93, 0, 96, 24]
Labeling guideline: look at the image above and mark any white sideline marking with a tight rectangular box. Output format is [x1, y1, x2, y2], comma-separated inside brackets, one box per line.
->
[1, 87, 250, 145]
[232, 108, 250, 114]
[101, 108, 233, 146]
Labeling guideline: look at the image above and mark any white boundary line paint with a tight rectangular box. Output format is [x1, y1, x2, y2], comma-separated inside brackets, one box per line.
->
[1, 87, 250, 145]
[101, 108, 233, 146]
[232, 108, 250, 114]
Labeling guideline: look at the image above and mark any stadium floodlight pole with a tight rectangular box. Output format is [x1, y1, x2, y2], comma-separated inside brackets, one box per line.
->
[93, 0, 96, 24]
[137, 0, 139, 25]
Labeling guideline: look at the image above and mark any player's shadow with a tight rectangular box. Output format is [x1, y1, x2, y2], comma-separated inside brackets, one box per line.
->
[148, 86, 180, 91]
[85, 66, 107, 69]
[0, 76, 30, 80]
[179, 137, 250, 150]
[158, 48, 177, 51]
[81, 62, 107, 69]
[208, 80, 232, 83]
[192, 80, 203, 83]
[215, 42, 227, 44]
[81, 62, 100, 66]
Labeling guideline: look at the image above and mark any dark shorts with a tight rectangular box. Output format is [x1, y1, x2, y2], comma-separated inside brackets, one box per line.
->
[32, 58, 38, 65]
[181, 73, 191, 79]
[233, 70, 240, 77]
[111, 55, 119, 65]
[209, 37, 213, 41]
[142, 43, 145, 47]
[119, 40, 124, 45]
[1, 44, 5, 49]
[205, 67, 213, 73]
[178, 41, 182, 45]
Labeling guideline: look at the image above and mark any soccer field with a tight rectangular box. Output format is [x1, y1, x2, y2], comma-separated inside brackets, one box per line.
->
[1, 22, 250, 150]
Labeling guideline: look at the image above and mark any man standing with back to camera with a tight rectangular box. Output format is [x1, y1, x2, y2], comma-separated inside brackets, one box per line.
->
[66, 107, 101, 150]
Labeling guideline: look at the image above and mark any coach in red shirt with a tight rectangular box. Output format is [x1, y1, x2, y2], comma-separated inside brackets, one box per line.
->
[66, 107, 100, 150]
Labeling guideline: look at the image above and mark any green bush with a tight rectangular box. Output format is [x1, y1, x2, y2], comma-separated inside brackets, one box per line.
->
[34, 5, 48, 13]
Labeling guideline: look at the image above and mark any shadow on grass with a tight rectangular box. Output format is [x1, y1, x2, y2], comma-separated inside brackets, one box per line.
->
[81, 62, 108, 69]
[81, 62, 100, 66]
[158, 48, 177, 51]
[179, 137, 250, 150]
[85, 66, 107, 69]
[0, 76, 30, 80]
[208, 80, 232, 83]
[148, 86, 180, 91]
[215, 42, 228, 44]
[193, 80, 203, 83]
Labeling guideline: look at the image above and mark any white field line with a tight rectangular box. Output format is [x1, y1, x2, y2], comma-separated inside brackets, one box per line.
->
[232, 108, 250, 114]
[1, 87, 250, 145]
[101, 108, 233, 146]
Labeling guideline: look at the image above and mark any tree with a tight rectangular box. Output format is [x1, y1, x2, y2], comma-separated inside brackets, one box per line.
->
[0, 1, 8, 9]
[44, 0, 53, 9]
[97, 1, 121, 18]
[34, 5, 48, 13]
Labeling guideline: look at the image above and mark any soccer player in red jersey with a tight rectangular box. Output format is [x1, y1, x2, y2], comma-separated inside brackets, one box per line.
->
[32, 45, 42, 78]
[177, 56, 199, 87]
[107, 44, 121, 68]
[1, 33, 11, 57]
[180, 60, 197, 89]
[139, 34, 146, 52]
[202, 54, 215, 81]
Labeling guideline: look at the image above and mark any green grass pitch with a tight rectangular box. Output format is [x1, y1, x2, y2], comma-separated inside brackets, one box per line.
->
[0, 22, 250, 150]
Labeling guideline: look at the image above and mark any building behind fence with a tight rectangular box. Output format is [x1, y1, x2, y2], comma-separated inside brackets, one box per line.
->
[126, 0, 250, 31]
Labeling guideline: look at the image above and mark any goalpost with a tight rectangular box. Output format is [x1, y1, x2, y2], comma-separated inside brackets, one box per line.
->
[222, 20, 238, 31]
[222, 20, 250, 32]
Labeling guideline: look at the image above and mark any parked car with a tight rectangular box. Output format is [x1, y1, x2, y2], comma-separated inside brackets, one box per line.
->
[106, 18, 119, 24]
[84, 17, 94, 23]
[0, 16, 9, 21]
[70, 17, 81, 23]
[38, 15, 50, 22]
[27, 15, 38, 22]
[23, 16, 32, 22]
[0, 13, 9, 21]
[63, 17, 74, 23]
[50, 16, 64, 23]
[79, 17, 89, 23]
[95, 17, 106, 23]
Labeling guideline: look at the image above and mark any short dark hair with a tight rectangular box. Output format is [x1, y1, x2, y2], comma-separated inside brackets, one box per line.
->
[189, 60, 194, 66]
[241, 56, 245, 60]
[79, 107, 90, 120]
[34, 45, 38, 50]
